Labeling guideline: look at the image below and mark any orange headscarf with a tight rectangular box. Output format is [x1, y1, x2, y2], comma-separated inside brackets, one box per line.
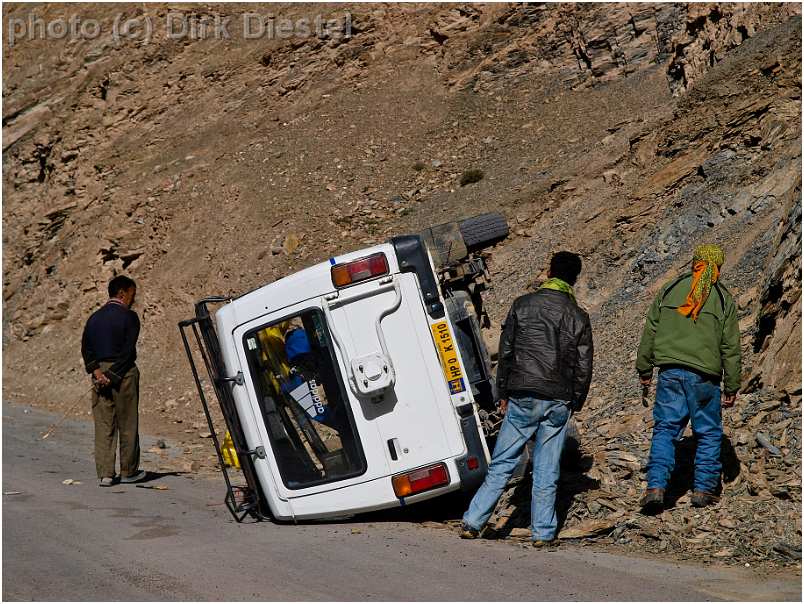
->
[677, 244, 725, 321]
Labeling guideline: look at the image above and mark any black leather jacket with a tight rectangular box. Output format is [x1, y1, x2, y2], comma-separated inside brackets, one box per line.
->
[496, 289, 594, 411]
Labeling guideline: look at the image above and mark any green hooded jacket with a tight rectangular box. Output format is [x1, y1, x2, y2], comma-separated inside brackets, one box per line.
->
[636, 273, 742, 393]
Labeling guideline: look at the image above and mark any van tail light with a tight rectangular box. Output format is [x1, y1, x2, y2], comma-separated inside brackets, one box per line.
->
[331, 252, 389, 288]
[392, 463, 449, 497]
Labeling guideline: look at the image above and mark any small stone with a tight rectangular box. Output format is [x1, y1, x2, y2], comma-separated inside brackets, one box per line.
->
[283, 233, 300, 254]
[756, 432, 782, 456]
[559, 519, 615, 539]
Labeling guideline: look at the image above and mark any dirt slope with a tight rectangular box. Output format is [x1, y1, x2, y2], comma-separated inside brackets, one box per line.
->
[3, 3, 801, 567]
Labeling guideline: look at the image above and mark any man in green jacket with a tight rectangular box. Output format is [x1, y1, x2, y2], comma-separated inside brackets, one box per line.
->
[636, 244, 741, 512]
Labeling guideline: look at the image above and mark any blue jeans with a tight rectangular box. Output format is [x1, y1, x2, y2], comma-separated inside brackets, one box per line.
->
[463, 395, 570, 541]
[646, 367, 722, 493]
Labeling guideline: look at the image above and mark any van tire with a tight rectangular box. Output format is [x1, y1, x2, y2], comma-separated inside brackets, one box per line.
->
[562, 417, 582, 469]
[459, 212, 509, 250]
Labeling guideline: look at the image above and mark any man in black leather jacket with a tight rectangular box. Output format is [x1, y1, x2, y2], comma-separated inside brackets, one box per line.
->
[461, 251, 593, 546]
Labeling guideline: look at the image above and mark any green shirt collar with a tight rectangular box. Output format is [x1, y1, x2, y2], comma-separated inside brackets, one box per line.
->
[538, 277, 576, 302]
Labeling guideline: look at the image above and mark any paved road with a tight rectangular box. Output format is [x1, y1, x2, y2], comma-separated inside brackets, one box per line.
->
[3, 404, 800, 601]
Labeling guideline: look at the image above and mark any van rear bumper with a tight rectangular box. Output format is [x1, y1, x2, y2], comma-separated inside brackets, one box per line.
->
[268, 456, 474, 521]
[454, 403, 489, 492]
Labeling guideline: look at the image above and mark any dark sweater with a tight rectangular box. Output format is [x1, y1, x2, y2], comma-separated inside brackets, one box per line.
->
[81, 300, 140, 383]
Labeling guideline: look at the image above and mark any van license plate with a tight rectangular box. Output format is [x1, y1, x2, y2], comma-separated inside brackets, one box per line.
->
[430, 321, 466, 394]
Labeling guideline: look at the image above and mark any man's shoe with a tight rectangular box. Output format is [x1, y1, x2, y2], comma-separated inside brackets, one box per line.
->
[120, 470, 147, 484]
[532, 539, 559, 548]
[99, 476, 115, 487]
[460, 525, 480, 539]
[639, 488, 665, 514]
[690, 491, 719, 508]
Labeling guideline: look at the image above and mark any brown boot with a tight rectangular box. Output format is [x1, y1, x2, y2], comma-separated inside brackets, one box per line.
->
[690, 491, 719, 508]
[639, 488, 665, 515]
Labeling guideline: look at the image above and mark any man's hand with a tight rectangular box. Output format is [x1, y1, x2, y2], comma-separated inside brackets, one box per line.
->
[639, 374, 652, 387]
[497, 399, 508, 414]
[93, 369, 110, 387]
[722, 392, 737, 408]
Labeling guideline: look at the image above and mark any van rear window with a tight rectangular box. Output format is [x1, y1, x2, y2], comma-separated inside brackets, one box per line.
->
[243, 309, 366, 489]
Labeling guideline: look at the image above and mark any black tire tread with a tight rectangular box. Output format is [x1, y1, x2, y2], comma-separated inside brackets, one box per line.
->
[458, 212, 509, 249]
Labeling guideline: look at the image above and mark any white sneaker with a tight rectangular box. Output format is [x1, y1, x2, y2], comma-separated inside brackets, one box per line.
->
[119, 470, 147, 484]
[99, 477, 115, 487]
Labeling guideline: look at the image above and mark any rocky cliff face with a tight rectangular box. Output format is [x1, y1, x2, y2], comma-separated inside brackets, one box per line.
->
[3, 3, 801, 566]
[749, 195, 801, 395]
[666, 2, 800, 94]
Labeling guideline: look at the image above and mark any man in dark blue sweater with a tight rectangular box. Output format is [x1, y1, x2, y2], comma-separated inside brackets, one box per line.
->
[81, 275, 144, 486]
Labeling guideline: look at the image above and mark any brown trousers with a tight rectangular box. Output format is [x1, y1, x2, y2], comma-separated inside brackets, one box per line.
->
[91, 363, 140, 479]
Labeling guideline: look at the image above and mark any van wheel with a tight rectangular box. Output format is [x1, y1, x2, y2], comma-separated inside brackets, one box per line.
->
[459, 212, 509, 250]
[565, 416, 579, 443]
[562, 417, 583, 469]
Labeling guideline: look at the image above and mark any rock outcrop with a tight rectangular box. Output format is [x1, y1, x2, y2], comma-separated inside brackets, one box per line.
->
[748, 194, 802, 395]
[666, 2, 801, 95]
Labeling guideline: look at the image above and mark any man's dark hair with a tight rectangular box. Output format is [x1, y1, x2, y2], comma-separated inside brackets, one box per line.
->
[549, 251, 583, 285]
[108, 275, 136, 298]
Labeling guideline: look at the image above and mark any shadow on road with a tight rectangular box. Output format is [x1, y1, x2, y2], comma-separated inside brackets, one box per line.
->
[330, 447, 602, 536]
[350, 490, 474, 525]
[133, 470, 187, 485]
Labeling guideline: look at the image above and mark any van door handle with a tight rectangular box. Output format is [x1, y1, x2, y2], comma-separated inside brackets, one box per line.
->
[387, 438, 400, 461]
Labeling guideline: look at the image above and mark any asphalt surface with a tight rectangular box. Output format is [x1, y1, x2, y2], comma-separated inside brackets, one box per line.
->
[3, 404, 801, 601]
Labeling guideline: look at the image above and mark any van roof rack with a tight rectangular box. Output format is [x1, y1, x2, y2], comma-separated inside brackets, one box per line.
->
[178, 297, 272, 522]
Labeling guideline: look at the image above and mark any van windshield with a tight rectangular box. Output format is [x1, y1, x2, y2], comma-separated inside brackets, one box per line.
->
[243, 308, 366, 489]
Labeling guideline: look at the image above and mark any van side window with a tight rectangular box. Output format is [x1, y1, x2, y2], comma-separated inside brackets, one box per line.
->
[243, 309, 366, 489]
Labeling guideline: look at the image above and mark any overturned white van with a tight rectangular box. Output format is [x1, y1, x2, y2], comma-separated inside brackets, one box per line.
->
[180, 214, 509, 521]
